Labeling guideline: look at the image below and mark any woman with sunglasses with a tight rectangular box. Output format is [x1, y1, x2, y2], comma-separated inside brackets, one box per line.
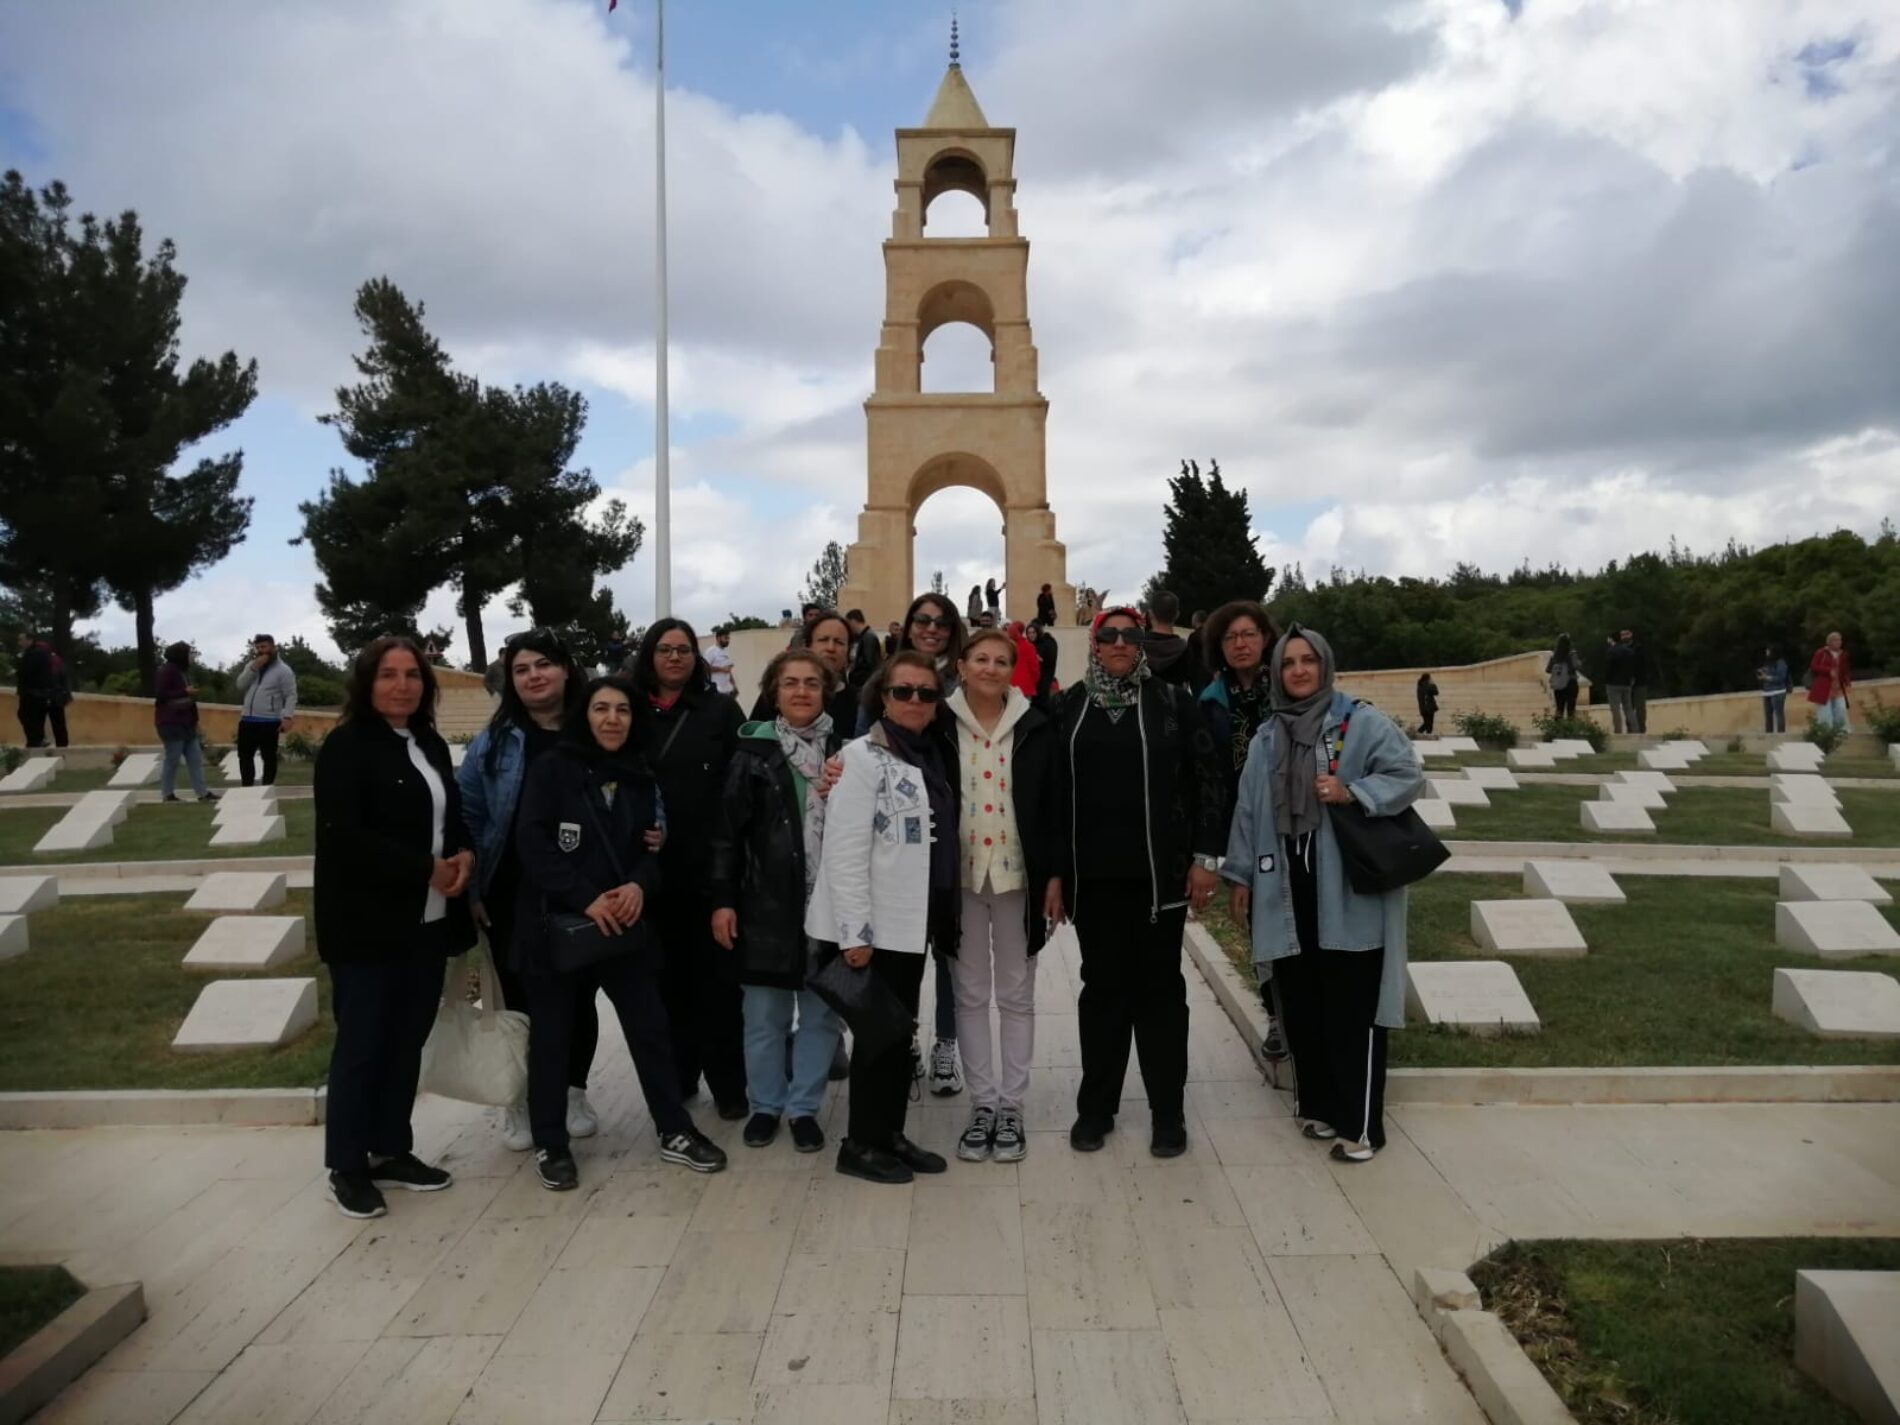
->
[1222, 626, 1423, 1162]
[1052, 607, 1226, 1158]
[633, 619, 750, 1122]
[806, 651, 958, 1184]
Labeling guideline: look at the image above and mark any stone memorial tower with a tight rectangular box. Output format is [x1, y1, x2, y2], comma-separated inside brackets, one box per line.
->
[837, 27, 1074, 627]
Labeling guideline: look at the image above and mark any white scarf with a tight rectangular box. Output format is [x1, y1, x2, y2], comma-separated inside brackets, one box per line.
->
[776, 712, 832, 904]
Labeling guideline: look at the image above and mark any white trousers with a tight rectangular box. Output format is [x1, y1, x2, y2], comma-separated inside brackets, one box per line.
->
[953, 889, 1037, 1110]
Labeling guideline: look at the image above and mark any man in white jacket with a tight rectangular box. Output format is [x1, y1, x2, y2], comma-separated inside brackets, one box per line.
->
[235, 633, 298, 786]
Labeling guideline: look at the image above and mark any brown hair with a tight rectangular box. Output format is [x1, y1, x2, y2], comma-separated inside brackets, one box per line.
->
[958, 627, 1017, 665]
[343, 635, 439, 732]
[758, 648, 837, 711]
[1202, 601, 1279, 676]
[874, 649, 942, 701]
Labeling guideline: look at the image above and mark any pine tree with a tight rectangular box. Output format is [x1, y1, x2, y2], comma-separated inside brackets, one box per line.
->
[800, 541, 848, 609]
[1147, 459, 1273, 618]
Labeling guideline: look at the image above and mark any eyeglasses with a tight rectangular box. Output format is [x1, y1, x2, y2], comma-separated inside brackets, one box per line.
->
[1222, 628, 1264, 646]
[911, 614, 953, 630]
[887, 684, 942, 703]
[1094, 627, 1144, 646]
[777, 676, 825, 693]
[654, 644, 695, 659]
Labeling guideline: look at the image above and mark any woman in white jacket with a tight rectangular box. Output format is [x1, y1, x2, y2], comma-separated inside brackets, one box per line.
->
[805, 651, 957, 1185]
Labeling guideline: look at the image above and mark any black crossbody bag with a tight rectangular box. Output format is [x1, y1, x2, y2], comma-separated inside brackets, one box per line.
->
[542, 790, 649, 972]
[1322, 708, 1449, 894]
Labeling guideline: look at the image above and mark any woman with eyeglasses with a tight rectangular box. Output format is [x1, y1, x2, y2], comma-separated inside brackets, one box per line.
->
[1052, 607, 1225, 1159]
[1197, 601, 1281, 815]
[633, 619, 750, 1122]
[805, 651, 958, 1184]
[1222, 626, 1423, 1163]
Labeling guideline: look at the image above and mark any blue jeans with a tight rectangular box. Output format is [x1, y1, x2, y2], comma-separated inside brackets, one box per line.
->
[742, 985, 842, 1118]
[1824, 695, 1851, 732]
[1762, 693, 1786, 732]
[159, 727, 208, 799]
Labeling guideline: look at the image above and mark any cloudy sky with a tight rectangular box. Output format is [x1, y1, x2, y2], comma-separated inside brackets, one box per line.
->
[4, 0, 1896, 661]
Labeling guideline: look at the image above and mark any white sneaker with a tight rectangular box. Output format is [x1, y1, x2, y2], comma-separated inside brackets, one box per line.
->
[500, 1102, 533, 1152]
[929, 1039, 964, 1097]
[566, 1088, 600, 1139]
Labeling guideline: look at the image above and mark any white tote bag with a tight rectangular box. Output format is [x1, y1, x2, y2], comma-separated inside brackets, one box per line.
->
[418, 947, 529, 1107]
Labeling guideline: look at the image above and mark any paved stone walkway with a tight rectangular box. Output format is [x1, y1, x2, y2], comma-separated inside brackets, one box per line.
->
[6, 928, 1899, 1424]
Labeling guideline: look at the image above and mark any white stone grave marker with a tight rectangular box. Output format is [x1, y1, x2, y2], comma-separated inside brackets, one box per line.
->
[1771, 775, 1841, 807]
[0, 875, 58, 915]
[1600, 783, 1667, 810]
[1768, 743, 1827, 773]
[212, 798, 279, 828]
[0, 758, 61, 793]
[1663, 739, 1709, 760]
[1506, 747, 1556, 769]
[1778, 865, 1892, 906]
[76, 789, 135, 825]
[183, 916, 307, 972]
[1427, 778, 1490, 808]
[1776, 901, 1900, 958]
[0, 916, 27, 962]
[1614, 771, 1676, 794]
[218, 785, 278, 810]
[1471, 899, 1588, 956]
[218, 751, 242, 782]
[1405, 961, 1540, 1034]
[184, 871, 288, 913]
[449, 743, 468, 768]
[106, 753, 161, 788]
[1523, 860, 1625, 904]
[209, 814, 286, 848]
[1794, 1270, 1900, 1424]
[1463, 766, 1519, 791]
[1581, 802, 1655, 834]
[172, 977, 318, 1051]
[1771, 803, 1853, 839]
[1772, 969, 1900, 1038]
[33, 809, 113, 854]
[1638, 748, 1691, 771]
[1547, 739, 1596, 759]
[1438, 736, 1480, 753]
[1412, 799, 1456, 830]
[1412, 742, 1458, 761]
[1891, 743, 1900, 771]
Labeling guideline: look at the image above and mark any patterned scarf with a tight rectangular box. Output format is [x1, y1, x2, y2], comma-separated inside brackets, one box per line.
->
[1085, 608, 1152, 725]
[776, 711, 832, 904]
[1224, 670, 1268, 771]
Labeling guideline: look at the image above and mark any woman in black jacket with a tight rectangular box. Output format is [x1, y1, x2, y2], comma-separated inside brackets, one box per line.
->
[314, 636, 476, 1220]
[633, 619, 750, 1119]
[1051, 607, 1226, 1160]
[710, 648, 845, 1153]
[515, 676, 727, 1188]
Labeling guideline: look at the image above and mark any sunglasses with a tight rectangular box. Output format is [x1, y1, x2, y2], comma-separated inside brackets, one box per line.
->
[910, 614, 954, 630]
[1094, 627, 1145, 646]
[886, 684, 942, 703]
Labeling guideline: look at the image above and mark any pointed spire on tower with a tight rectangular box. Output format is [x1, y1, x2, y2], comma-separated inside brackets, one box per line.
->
[949, 11, 960, 68]
[924, 10, 989, 128]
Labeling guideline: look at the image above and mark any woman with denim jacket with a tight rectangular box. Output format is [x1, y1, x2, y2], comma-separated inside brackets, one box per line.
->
[1222, 625, 1425, 1162]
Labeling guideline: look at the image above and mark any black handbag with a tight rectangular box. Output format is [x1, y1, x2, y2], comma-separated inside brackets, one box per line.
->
[805, 942, 913, 1059]
[1326, 800, 1449, 894]
[542, 791, 648, 973]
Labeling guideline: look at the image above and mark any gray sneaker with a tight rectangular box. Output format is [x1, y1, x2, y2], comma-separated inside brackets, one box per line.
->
[957, 1105, 996, 1162]
[991, 1107, 1026, 1163]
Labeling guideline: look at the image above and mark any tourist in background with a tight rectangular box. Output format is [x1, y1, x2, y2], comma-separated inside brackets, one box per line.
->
[13, 630, 69, 749]
[1036, 583, 1058, 628]
[753, 611, 858, 732]
[1808, 632, 1852, 731]
[1604, 629, 1646, 733]
[846, 609, 883, 690]
[633, 618, 751, 1120]
[710, 648, 845, 1153]
[154, 641, 217, 804]
[1005, 620, 1042, 701]
[788, 603, 823, 649]
[1030, 620, 1060, 706]
[235, 633, 298, 787]
[459, 629, 599, 1152]
[1756, 646, 1790, 733]
[704, 627, 737, 697]
[1415, 672, 1440, 736]
[314, 635, 473, 1218]
[1198, 601, 1280, 811]
[1143, 590, 1205, 691]
[1054, 607, 1225, 1158]
[967, 585, 984, 621]
[806, 651, 955, 1184]
[1545, 635, 1580, 720]
[1223, 625, 1423, 1163]
[516, 676, 726, 1187]
[985, 576, 1005, 619]
[884, 620, 903, 658]
[944, 629, 1059, 1164]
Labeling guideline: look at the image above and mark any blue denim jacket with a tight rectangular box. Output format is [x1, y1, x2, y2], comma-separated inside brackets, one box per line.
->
[1220, 691, 1425, 1029]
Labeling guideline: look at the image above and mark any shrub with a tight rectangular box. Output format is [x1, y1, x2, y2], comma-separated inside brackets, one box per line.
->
[281, 731, 321, 762]
[0, 746, 22, 775]
[1804, 720, 1847, 756]
[1453, 711, 1519, 749]
[296, 675, 345, 708]
[1530, 712, 1607, 752]
[1867, 705, 1900, 745]
[1726, 736, 1745, 753]
[1658, 725, 1694, 741]
[102, 670, 142, 697]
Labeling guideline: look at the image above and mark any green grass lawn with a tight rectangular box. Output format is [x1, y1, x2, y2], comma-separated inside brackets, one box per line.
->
[28, 761, 316, 793]
[0, 1265, 86, 1357]
[0, 890, 335, 1091]
[0, 798, 315, 865]
[1440, 784, 1900, 846]
[1453, 749, 1899, 779]
[1201, 874, 1900, 1067]
[1472, 1237, 1900, 1425]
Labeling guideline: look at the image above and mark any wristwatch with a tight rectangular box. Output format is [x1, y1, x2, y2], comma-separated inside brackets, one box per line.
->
[1193, 854, 1223, 874]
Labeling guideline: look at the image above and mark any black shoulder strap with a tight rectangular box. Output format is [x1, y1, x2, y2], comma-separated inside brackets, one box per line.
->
[652, 707, 692, 765]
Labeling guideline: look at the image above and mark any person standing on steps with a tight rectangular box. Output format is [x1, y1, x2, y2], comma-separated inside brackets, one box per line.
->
[1223, 624, 1424, 1163]
[967, 585, 984, 622]
[1757, 646, 1790, 733]
[235, 633, 298, 787]
[516, 676, 727, 1188]
[1036, 583, 1058, 629]
[315, 636, 473, 1219]
[1604, 629, 1646, 734]
[1053, 607, 1226, 1159]
[806, 652, 956, 1185]
[943, 629, 1060, 1165]
[1807, 631, 1853, 732]
[1415, 672, 1440, 736]
[985, 576, 1005, 620]
[459, 629, 602, 1153]
[634, 618, 751, 1122]
[710, 648, 845, 1155]
[154, 641, 218, 804]
[1546, 635, 1580, 720]
[13, 631, 69, 749]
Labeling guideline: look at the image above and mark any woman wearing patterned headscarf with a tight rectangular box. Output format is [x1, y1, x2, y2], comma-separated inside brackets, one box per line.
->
[1221, 624, 1424, 1161]
[1050, 606, 1226, 1159]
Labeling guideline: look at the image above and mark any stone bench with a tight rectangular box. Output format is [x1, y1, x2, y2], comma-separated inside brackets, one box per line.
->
[172, 977, 318, 1051]
[1775, 901, 1900, 958]
[1772, 969, 1900, 1038]
[1405, 961, 1540, 1034]
[1471, 899, 1587, 957]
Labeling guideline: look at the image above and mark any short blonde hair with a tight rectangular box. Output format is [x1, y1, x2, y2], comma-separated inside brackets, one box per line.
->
[958, 628, 1017, 666]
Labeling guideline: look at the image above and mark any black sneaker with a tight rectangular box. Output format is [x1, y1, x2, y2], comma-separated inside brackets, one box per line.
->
[828, 1038, 851, 1081]
[789, 1116, 825, 1153]
[659, 1129, 728, 1173]
[1263, 1015, 1288, 1062]
[369, 1152, 452, 1192]
[1150, 1118, 1189, 1159]
[535, 1147, 579, 1191]
[198, 791, 220, 804]
[715, 1097, 750, 1122]
[888, 1133, 947, 1175]
[160, 794, 181, 803]
[329, 1169, 387, 1219]
[743, 1112, 781, 1148]
[1069, 1116, 1113, 1153]
[837, 1139, 912, 1185]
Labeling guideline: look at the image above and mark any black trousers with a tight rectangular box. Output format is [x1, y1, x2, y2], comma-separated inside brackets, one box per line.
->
[657, 896, 747, 1106]
[488, 897, 597, 1090]
[1417, 706, 1435, 735]
[526, 949, 691, 1150]
[845, 949, 926, 1146]
[1553, 685, 1579, 719]
[1072, 878, 1190, 1127]
[325, 951, 447, 1173]
[1274, 948, 1387, 1148]
[238, 720, 281, 786]
[17, 695, 66, 748]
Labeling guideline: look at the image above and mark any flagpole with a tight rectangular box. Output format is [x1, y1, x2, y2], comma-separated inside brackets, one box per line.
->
[652, 0, 672, 619]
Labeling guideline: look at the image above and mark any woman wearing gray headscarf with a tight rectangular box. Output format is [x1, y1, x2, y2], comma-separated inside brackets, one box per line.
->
[1220, 624, 1424, 1160]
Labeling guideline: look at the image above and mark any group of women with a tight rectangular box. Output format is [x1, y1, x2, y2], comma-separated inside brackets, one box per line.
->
[311, 591, 1424, 1218]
